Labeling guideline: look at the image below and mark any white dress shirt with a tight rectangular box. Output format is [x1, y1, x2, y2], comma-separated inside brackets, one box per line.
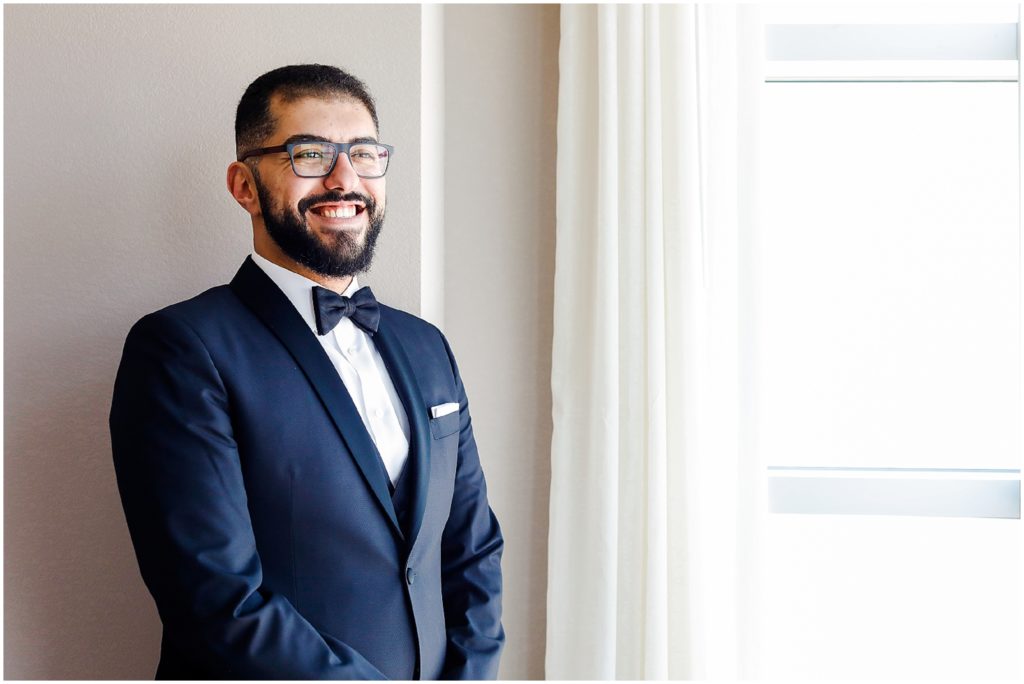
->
[251, 252, 410, 485]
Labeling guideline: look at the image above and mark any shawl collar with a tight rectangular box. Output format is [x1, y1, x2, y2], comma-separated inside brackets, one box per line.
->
[372, 317, 431, 547]
[229, 257, 404, 538]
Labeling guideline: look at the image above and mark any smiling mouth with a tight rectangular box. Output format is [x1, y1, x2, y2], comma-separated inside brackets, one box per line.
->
[309, 203, 365, 219]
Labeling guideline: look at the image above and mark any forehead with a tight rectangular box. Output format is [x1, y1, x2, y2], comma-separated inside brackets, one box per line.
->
[267, 94, 377, 142]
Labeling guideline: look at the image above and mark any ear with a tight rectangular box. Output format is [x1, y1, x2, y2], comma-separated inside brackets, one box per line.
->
[226, 161, 261, 217]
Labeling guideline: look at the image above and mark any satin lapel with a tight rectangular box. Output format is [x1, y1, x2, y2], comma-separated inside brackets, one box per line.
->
[229, 258, 402, 538]
[373, 314, 430, 547]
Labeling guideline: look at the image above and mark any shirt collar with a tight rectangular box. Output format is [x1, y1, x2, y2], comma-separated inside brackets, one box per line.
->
[250, 251, 360, 335]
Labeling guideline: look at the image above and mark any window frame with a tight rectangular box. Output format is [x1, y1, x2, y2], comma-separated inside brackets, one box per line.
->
[759, 13, 1023, 519]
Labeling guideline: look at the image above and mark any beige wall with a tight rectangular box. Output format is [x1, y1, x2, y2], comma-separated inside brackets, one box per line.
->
[442, 5, 559, 680]
[4, 3, 556, 679]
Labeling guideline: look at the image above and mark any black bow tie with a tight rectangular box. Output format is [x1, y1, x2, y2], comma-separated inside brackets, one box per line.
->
[312, 285, 381, 336]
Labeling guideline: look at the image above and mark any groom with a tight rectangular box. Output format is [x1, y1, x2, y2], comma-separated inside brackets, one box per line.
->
[110, 64, 504, 680]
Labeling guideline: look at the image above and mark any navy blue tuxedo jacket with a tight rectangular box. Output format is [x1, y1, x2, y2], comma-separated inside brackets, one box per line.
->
[110, 257, 504, 679]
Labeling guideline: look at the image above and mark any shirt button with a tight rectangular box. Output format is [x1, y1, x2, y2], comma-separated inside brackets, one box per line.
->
[406, 568, 416, 585]
[347, 347, 356, 355]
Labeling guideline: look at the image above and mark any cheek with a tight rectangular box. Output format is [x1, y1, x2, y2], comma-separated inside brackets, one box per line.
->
[367, 182, 386, 210]
[279, 183, 317, 214]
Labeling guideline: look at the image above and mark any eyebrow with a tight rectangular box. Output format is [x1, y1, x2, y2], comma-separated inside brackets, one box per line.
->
[282, 133, 380, 145]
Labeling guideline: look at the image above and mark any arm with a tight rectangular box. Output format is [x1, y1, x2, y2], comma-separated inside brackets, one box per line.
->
[437, 335, 505, 680]
[110, 311, 385, 680]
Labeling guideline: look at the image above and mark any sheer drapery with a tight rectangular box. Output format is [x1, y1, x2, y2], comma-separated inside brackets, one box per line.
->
[547, 5, 763, 678]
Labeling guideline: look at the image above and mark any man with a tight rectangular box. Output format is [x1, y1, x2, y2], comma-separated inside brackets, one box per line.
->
[110, 64, 504, 680]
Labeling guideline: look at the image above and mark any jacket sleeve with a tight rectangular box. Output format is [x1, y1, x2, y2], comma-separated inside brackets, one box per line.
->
[109, 311, 386, 680]
[437, 334, 505, 680]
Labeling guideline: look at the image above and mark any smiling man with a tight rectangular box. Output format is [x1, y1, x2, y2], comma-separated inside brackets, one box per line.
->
[109, 64, 504, 680]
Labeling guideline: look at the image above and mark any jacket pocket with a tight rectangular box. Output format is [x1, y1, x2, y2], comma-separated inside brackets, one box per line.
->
[429, 411, 460, 439]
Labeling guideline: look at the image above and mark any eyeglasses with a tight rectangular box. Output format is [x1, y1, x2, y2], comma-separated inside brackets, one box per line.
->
[239, 140, 394, 179]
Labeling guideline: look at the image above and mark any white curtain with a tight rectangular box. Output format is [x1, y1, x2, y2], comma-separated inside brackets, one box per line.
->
[547, 5, 764, 679]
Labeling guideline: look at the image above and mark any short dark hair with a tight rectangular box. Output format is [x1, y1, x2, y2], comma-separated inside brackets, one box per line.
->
[235, 64, 379, 158]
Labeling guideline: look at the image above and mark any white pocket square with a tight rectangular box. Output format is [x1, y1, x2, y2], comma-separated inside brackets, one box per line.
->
[430, 402, 459, 418]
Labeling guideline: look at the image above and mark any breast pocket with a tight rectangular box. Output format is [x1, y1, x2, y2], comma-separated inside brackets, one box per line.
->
[428, 411, 460, 487]
[428, 411, 460, 440]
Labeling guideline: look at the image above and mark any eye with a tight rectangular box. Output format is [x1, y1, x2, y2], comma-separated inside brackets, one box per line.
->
[291, 142, 334, 162]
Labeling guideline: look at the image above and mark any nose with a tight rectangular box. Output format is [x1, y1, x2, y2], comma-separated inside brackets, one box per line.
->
[323, 150, 362, 192]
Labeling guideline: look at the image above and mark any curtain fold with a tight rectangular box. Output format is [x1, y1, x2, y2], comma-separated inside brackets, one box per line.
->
[547, 5, 763, 679]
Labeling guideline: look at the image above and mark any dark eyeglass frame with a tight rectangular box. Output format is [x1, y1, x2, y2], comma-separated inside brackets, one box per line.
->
[238, 141, 395, 179]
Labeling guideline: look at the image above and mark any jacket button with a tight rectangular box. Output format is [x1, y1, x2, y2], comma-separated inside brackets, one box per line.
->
[406, 568, 416, 585]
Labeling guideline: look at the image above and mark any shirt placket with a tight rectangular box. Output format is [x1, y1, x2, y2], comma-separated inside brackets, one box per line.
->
[333, 322, 406, 482]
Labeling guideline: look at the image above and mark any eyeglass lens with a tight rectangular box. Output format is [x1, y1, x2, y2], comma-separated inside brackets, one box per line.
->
[291, 142, 389, 178]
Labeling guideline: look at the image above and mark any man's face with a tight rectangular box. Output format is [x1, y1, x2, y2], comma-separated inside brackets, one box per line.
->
[251, 95, 386, 278]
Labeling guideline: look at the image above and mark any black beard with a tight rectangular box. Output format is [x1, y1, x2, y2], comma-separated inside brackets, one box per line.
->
[254, 171, 384, 279]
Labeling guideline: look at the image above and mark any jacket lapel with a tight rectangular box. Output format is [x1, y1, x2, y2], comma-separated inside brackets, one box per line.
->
[229, 257, 402, 538]
[373, 313, 430, 548]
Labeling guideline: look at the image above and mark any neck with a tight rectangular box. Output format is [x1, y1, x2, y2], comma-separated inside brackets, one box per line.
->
[253, 233, 353, 294]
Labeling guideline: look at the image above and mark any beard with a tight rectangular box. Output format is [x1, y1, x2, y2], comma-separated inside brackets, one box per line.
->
[253, 170, 384, 279]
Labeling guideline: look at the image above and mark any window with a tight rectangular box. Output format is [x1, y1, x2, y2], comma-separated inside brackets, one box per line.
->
[759, 5, 1021, 518]
[754, 5, 1022, 678]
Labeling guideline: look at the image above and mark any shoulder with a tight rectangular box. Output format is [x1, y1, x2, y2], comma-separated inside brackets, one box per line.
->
[145, 285, 240, 324]
[125, 285, 246, 349]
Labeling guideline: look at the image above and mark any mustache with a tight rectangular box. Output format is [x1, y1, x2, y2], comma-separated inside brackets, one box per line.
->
[298, 191, 375, 215]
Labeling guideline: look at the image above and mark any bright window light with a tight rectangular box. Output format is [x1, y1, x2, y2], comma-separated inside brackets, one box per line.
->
[759, 81, 1019, 472]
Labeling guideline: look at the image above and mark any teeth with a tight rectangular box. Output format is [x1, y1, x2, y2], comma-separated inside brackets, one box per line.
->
[319, 206, 357, 219]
